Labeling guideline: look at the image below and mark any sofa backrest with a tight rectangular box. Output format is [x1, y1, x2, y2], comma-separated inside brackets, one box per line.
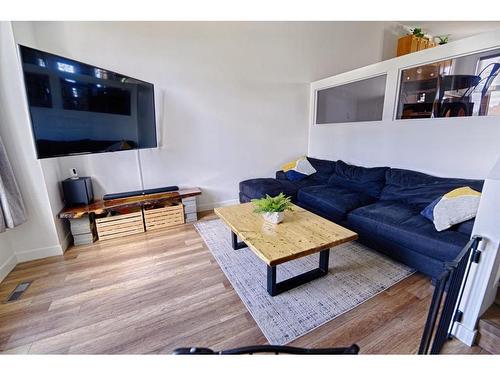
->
[380, 168, 484, 210]
[307, 157, 336, 175]
[306, 157, 337, 183]
[327, 160, 389, 198]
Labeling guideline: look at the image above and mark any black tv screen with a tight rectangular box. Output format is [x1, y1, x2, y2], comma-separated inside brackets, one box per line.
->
[20, 45, 157, 159]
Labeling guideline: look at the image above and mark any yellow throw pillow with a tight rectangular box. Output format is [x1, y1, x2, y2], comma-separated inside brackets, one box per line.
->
[282, 157, 303, 172]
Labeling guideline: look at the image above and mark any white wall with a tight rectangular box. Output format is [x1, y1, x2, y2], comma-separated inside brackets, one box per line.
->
[453, 157, 500, 345]
[0, 229, 16, 283]
[12, 21, 393, 212]
[0, 22, 63, 282]
[308, 30, 500, 179]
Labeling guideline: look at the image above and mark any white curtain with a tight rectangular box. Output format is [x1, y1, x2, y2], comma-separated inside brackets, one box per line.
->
[0, 135, 26, 232]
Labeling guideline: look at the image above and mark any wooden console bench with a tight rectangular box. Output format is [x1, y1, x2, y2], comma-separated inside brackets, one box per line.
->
[59, 188, 201, 244]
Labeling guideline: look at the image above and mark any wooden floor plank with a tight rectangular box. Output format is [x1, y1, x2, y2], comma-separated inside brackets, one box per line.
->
[0, 211, 483, 354]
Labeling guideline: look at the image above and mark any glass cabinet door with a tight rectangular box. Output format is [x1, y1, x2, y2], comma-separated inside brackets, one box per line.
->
[315, 74, 387, 124]
[396, 47, 500, 120]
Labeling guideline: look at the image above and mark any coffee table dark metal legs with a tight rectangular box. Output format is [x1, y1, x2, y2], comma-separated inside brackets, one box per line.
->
[231, 231, 247, 250]
[230, 231, 330, 296]
[267, 249, 330, 296]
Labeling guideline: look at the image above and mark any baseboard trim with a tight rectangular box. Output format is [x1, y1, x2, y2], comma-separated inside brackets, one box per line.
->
[452, 322, 478, 346]
[60, 231, 72, 253]
[15, 244, 64, 263]
[197, 199, 239, 212]
[0, 254, 17, 283]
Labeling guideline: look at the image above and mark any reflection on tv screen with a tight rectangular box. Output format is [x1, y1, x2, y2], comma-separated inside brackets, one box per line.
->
[20, 45, 157, 159]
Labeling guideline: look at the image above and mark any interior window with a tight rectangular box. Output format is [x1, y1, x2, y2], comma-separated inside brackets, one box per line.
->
[396, 47, 500, 119]
[315, 75, 387, 124]
[476, 53, 500, 116]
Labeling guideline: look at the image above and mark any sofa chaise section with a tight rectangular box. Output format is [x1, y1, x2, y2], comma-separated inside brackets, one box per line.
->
[345, 168, 483, 277]
[347, 201, 472, 278]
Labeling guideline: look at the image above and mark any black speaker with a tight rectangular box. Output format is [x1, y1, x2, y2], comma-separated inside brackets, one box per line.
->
[62, 177, 94, 206]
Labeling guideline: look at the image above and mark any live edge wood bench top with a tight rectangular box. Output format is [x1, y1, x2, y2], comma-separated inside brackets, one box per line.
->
[58, 187, 201, 219]
[214, 202, 358, 266]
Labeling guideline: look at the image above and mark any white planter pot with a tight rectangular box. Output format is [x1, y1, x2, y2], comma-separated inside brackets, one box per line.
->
[262, 211, 284, 224]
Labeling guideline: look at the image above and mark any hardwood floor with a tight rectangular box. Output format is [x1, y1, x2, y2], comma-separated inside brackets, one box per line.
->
[0, 211, 487, 354]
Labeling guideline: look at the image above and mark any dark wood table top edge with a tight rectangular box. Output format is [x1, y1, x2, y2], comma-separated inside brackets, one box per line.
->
[59, 187, 201, 219]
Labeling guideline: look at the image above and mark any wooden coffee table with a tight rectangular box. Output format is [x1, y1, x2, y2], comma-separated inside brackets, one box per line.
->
[214, 203, 357, 296]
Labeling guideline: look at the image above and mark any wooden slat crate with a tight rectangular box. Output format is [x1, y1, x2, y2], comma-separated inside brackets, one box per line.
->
[144, 204, 184, 231]
[397, 35, 436, 57]
[95, 211, 145, 241]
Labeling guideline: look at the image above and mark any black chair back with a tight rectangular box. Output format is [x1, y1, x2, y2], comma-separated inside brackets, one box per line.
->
[173, 344, 360, 355]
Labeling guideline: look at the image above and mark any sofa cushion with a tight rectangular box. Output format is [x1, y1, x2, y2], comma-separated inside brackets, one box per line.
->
[328, 160, 388, 198]
[307, 157, 337, 176]
[275, 170, 287, 180]
[239, 177, 324, 202]
[453, 218, 475, 236]
[240, 178, 283, 200]
[381, 168, 484, 210]
[347, 201, 470, 262]
[349, 200, 419, 223]
[298, 185, 377, 222]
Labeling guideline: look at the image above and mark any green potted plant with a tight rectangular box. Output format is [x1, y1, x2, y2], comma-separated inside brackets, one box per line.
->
[437, 35, 449, 45]
[411, 27, 425, 38]
[411, 27, 428, 39]
[252, 193, 293, 224]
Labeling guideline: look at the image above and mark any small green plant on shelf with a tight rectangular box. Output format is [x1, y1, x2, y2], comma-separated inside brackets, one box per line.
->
[410, 27, 425, 38]
[437, 35, 449, 45]
[252, 193, 293, 224]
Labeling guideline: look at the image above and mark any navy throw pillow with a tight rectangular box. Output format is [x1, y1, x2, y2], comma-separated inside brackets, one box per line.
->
[285, 170, 308, 181]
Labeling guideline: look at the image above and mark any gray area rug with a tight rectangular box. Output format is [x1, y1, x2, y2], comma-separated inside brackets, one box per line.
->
[194, 219, 414, 345]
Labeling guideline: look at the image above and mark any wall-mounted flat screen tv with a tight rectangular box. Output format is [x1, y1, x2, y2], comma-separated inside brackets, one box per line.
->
[19, 45, 157, 159]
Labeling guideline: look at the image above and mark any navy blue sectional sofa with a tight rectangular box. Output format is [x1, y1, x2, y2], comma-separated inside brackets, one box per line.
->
[239, 158, 483, 280]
